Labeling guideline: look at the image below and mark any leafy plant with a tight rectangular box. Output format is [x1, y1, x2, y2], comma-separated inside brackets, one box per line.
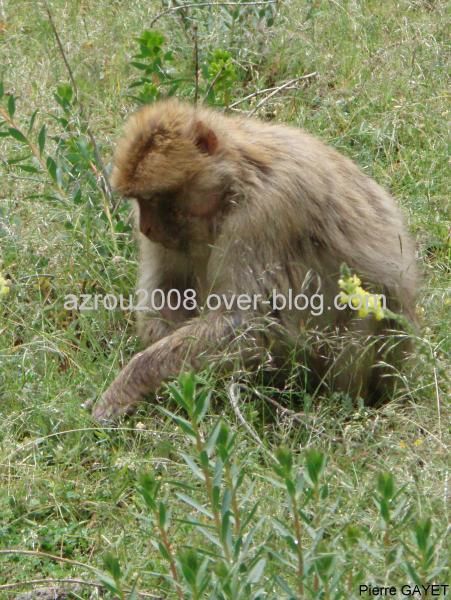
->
[0, 81, 130, 238]
[128, 30, 240, 107]
[128, 30, 179, 103]
[92, 374, 447, 598]
[203, 49, 238, 106]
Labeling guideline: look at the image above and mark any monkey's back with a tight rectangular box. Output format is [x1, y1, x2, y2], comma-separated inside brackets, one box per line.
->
[209, 112, 418, 319]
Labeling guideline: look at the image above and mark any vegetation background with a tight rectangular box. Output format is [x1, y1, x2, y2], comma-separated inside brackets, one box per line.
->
[0, 0, 449, 598]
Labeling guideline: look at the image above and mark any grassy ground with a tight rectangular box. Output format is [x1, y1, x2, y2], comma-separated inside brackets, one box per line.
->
[0, 1, 449, 598]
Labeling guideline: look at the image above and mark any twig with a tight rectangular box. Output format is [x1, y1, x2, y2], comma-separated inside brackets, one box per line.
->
[0, 553, 160, 598]
[227, 382, 275, 459]
[6, 425, 163, 460]
[248, 73, 317, 116]
[0, 578, 159, 598]
[150, 1, 277, 27]
[0, 578, 98, 593]
[202, 65, 225, 103]
[253, 388, 307, 424]
[41, 1, 114, 209]
[433, 365, 442, 444]
[229, 84, 296, 108]
[0, 548, 100, 596]
[193, 23, 199, 105]
[0, 549, 96, 572]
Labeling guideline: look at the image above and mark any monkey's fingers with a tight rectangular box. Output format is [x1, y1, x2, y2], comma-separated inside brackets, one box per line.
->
[91, 388, 138, 423]
[91, 351, 156, 422]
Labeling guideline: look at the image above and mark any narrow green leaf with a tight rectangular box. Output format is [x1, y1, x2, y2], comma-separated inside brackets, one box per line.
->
[103, 552, 121, 580]
[16, 164, 39, 173]
[166, 381, 190, 412]
[130, 61, 150, 70]
[7, 95, 15, 118]
[205, 418, 224, 455]
[377, 472, 395, 500]
[315, 553, 335, 580]
[247, 557, 266, 584]
[179, 549, 198, 586]
[56, 164, 64, 188]
[274, 575, 296, 596]
[414, 518, 432, 553]
[194, 388, 210, 424]
[73, 188, 82, 204]
[220, 509, 232, 548]
[137, 473, 159, 510]
[180, 371, 196, 408]
[305, 449, 326, 486]
[28, 109, 38, 134]
[379, 498, 390, 523]
[38, 124, 46, 155]
[212, 485, 221, 512]
[46, 156, 57, 183]
[199, 450, 209, 469]
[128, 584, 139, 600]
[195, 557, 210, 594]
[241, 501, 260, 530]
[180, 452, 205, 482]
[176, 492, 213, 519]
[221, 488, 232, 517]
[159, 407, 197, 438]
[275, 447, 293, 476]
[7, 154, 30, 165]
[213, 458, 224, 489]
[158, 501, 169, 531]
[404, 561, 422, 586]
[96, 572, 119, 595]
[8, 127, 27, 144]
[285, 478, 296, 497]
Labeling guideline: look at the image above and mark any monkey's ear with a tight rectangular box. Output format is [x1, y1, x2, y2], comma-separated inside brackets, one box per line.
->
[194, 121, 218, 155]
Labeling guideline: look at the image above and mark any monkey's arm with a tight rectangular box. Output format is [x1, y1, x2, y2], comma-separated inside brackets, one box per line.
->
[92, 311, 268, 422]
[135, 239, 197, 346]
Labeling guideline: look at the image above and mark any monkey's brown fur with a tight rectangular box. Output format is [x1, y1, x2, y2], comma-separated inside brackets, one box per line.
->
[92, 99, 417, 421]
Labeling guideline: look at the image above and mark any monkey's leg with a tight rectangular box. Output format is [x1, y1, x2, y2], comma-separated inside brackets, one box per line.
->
[137, 303, 198, 347]
[92, 312, 269, 422]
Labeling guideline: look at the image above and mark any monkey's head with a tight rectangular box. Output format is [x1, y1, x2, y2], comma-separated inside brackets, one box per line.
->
[111, 100, 231, 250]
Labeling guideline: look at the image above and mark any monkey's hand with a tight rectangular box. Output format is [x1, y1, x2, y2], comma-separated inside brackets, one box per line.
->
[92, 350, 159, 422]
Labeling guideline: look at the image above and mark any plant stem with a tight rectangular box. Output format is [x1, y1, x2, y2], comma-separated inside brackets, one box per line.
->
[289, 493, 305, 597]
[195, 428, 232, 562]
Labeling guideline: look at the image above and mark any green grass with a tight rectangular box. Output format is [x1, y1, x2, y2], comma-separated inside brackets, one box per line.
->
[0, 1, 449, 598]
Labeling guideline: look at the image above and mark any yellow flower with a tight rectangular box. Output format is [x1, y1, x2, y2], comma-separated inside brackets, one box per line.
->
[0, 273, 10, 298]
[374, 307, 384, 321]
[357, 306, 369, 318]
[338, 273, 384, 321]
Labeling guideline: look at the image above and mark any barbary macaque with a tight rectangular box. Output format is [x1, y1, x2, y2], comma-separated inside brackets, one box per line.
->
[92, 99, 417, 421]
